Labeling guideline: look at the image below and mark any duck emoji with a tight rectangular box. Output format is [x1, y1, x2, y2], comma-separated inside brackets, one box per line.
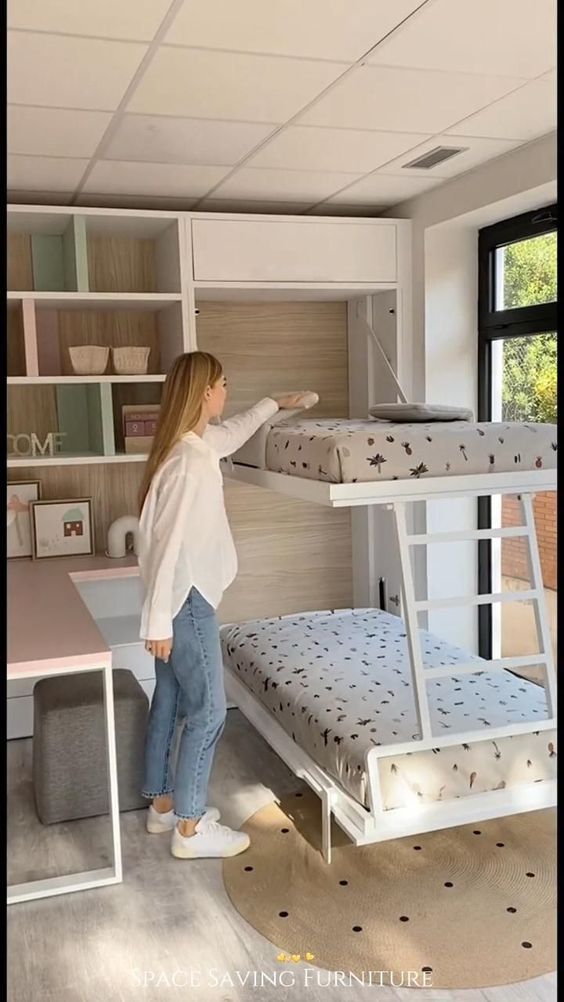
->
[291, 954, 301, 963]
[305, 952, 315, 961]
[276, 953, 289, 963]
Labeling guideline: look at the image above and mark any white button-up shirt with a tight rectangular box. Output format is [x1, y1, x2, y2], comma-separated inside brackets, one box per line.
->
[138, 397, 279, 640]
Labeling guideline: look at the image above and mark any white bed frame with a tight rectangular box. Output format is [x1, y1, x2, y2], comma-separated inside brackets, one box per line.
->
[224, 463, 557, 863]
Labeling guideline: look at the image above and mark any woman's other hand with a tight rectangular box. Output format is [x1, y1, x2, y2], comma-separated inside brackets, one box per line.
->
[145, 638, 173, 662]
[273, 392, 316, 410]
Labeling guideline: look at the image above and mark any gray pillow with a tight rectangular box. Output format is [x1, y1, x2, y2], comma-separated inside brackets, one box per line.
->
[369, 402, 474, 422]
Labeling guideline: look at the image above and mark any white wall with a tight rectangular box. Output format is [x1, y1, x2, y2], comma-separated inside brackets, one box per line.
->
[385, 131, 557, 650]
[424, 226, 479, 648]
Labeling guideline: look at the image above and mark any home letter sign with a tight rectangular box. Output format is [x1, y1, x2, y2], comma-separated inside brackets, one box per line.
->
[7, 432, 67, 457]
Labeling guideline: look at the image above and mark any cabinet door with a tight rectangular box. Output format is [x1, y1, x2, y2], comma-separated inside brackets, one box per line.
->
[191, 219, 397, 283]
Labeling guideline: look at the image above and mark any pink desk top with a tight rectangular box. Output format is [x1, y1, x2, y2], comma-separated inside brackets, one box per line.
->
[7, 554, 140, 679]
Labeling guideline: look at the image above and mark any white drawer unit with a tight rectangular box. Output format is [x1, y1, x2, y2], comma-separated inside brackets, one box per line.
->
[191, 218, 397, 284]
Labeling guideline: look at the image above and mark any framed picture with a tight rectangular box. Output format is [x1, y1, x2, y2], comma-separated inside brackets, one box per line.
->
[7, 480, 42, 558]
[31, 498, 94, 560]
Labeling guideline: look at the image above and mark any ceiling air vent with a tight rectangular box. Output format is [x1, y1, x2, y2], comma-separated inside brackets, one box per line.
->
[402, 146, 468, 170]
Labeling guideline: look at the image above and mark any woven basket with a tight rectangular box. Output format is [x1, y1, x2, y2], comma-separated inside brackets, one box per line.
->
[111, 346, 150, 375]
[69, 345, 110, 375]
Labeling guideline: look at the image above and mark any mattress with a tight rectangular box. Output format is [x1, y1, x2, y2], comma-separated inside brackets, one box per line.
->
[233, 418, 557, 484]
[220, 609, 556, 811]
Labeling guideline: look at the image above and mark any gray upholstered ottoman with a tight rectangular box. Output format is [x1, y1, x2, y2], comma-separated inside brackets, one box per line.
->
[32, 668, 149, 824]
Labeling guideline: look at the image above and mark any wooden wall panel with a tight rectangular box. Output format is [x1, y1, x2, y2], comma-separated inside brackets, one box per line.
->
[7, 308, 27, 377]
[196, 301, 349, 418]
[56, 310, 160, 374]
[8, 386, 58, 442]
[198, 300, 353, 621]
[87, 237, 156, 293]
[219, 481, 352, 623]
[7, 234, 33, 291]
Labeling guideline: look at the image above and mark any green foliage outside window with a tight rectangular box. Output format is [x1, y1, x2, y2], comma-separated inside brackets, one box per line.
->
[501, 232, 557, 424]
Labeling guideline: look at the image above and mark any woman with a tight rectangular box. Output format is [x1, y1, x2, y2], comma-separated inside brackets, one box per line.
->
[138, 351, 307, 859]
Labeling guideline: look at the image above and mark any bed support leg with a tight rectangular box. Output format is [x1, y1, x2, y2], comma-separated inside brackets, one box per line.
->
[321, 788, 333, 865]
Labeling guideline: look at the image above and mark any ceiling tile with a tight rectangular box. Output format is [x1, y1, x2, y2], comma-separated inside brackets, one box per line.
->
[196, 199, 313, 214]
[75, 193, 199, 209]
[8, 31, 147, 110]
[445, 80, 556, 140]
[82, 160, 231, 197]
[247, 125, 430, 173]
[300, 65, 526, 133]
[7, 0, 171, 41]
[368, 0, 556, 79]
[209, 167, 363, 202]
[164, 0, 423, 61]
[127, 47, 346, 122]
[8, 106, 112, 158]
[323, 172, 442, 206]
[8, 154, 89, 192]
[380, 135, 521, 178]
[105, 114, 276, 166]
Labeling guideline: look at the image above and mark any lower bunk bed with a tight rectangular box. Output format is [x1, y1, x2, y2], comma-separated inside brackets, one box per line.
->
[220, 607, 557, 863]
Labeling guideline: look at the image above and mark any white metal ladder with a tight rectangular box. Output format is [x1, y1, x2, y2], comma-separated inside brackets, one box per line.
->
[392, 492, 557, 744]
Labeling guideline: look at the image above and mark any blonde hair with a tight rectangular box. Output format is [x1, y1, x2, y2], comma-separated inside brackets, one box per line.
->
[139, 351, 223, 512]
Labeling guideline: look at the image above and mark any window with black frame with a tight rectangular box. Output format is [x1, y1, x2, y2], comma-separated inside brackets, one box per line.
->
[477, 205, 557, 680]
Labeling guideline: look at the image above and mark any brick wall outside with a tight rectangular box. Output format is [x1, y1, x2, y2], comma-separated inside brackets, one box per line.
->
[502, 492, 557, 591]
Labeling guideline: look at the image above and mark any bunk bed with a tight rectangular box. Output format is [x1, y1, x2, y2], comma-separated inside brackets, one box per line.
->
[220, 411, 557, 863]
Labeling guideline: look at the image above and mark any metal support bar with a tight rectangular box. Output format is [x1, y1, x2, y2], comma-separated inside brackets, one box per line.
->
[424, 654, 548, 680]
[520, 493, 557, 719]
[393, 501, 433, 741]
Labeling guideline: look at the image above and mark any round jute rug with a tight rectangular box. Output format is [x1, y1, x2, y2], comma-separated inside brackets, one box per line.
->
[223, 790, 556, 989]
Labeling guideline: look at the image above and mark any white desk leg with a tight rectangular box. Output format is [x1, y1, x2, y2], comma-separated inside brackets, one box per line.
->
[8, 663, 123, 904]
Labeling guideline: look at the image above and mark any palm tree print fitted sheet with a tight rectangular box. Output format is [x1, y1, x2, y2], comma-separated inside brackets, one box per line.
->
[261, 420, 557, 483]
[220, 609, 556, 811]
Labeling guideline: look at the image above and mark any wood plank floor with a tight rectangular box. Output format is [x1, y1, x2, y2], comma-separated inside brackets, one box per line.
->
[7, 709, 557, 1002]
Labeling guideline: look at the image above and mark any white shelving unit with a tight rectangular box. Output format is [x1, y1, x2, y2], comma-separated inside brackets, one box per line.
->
[8, 204, 411, 474]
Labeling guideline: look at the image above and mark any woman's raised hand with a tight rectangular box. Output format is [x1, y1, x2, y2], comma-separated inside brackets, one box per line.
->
[273, 392, 317, 410]
[145, 638, 173, 662]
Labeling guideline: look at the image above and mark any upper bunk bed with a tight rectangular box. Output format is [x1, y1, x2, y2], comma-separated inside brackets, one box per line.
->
[226, 414, 558, 506]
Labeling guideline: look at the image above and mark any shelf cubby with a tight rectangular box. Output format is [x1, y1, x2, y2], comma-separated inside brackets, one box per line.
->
[7, 382, 115, 462]
[28, 300, 184, 378]
[7, 302, 27, 377]
[111, 382, 162, 455]
[7, 212, 88, 293]
[84, 215, 182, 294]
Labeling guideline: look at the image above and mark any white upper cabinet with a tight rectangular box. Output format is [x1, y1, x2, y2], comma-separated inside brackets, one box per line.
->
[190, 218, 397, 284]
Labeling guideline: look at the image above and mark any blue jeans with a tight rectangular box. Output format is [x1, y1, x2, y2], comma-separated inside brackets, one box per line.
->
[141, 588, 227, 819]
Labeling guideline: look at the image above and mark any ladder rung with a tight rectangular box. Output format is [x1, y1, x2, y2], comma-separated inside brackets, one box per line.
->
[424, 655, 548, 680]
[408, 526, 530, 545]
[416, 589, 539, 611]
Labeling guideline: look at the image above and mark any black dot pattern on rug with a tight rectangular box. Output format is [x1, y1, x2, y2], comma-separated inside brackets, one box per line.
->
[413, 845, 422, 851]
[352, 926, 363, 933]
[399, 916, 409, 922]
[279, 911, 289, 918]
[281, 828, 290, 833]
[507, 907, 517, 913]
[421, 967, 433, 973]
[244, 866, 253, 872]
[295, 792, 303, 798]
[522, 942, 533, 949]
[339, 880, 348, 886]
[526, 872, 535, 877]
[444, 882, 454, 887]
[496, 842, 505, 847]
[473, 830, 482, 835]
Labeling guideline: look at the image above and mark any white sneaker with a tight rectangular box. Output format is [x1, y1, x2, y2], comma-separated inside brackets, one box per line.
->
[171, 811, 251, 859]
[146, 803, 220, 834]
